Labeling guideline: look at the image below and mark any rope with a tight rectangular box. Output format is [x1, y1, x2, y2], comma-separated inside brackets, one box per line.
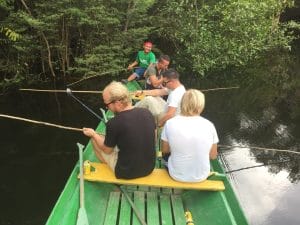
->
[0, 114, 83, 132]
[219, 144, 300, 155]
[20, 89, 103, 94]
[67, 68, 127, 87]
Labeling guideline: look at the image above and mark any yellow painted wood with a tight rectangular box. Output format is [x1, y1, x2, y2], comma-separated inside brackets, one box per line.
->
[130, 93, 145, 101]
[82, 162, 225, 191]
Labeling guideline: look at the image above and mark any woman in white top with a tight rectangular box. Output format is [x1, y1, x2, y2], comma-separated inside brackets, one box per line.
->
[161, 89, 219, 182]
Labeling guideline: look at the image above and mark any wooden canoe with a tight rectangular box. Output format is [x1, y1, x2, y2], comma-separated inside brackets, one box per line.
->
[46, 81, 249, 225]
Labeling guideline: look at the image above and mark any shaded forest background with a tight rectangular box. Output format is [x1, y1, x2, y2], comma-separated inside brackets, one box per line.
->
[1, 0, 299, 91]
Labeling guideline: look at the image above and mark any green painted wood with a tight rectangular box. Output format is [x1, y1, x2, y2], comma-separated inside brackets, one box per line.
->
[126, 185, 138, 192]
[160, 194, 173, 225]
[171, 195, 186, 225]
[146, 192, 159, 225]
[149, 187, 161, 193]
[132, 191, 145, 225]
[118, 193, 131, 225]
[183, 190, 243, 225]
[46, 80, 249, 225]
[138, 186, 149, 192]
[173, 189, 183, 195]
[84, 183, 113, 225]
[103, 192, 120, 225]
[161, 188, 173, 194]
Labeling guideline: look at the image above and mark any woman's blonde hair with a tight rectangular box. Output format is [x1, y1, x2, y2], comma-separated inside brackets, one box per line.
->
[180, 89, 205, 116]
[104, 81, 132, 106]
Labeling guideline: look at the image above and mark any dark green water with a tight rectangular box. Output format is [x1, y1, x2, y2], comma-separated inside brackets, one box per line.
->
[0, 74, 299, 225]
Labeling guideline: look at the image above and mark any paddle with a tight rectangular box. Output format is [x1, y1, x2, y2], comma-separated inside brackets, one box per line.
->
[76, 143, 89, 225]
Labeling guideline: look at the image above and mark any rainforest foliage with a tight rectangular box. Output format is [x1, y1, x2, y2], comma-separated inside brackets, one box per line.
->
[0, 0, 299, 87]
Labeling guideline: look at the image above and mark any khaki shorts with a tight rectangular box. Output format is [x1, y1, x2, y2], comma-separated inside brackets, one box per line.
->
[100, 147, 119, 172]
[135, 96, 166, 125]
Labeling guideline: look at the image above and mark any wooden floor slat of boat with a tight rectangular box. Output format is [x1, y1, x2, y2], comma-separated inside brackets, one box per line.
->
[147, 192, 159, 225]
[132, 191, 145, 225]
[119, 194, 131, 225]
[103, 192, 120, 225]
[103, 188, 186, 225]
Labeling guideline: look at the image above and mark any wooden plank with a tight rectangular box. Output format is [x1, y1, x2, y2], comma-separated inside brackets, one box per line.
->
[160, 194, 173, 225]
[84, 163, 225, 191]
[118, 193, 131, 225]
[161, 188, 173, 194]
[132, 191, 146, 225]
[173, 189, 183, 195]
[149, 187, 161, 193]
[103, 192, 120, 225]
[138, 186, 149, 192]
[171, 195, 186, 225]
[146, 192, 159, 225]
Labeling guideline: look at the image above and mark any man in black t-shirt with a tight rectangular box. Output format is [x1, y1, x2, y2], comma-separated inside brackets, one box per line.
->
[83, 81, 156, 179]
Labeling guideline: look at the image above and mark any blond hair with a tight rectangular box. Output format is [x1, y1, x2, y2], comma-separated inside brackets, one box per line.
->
[180, 89, 205, 116]
[103, 81, 132, 106]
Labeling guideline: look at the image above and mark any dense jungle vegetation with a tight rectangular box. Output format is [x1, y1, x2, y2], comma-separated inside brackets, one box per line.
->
[0, 0, 299, 92]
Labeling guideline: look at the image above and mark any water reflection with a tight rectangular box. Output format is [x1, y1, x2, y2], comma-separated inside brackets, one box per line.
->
[0, 73, 299, 225]
[221, 146, 300, 225]
[202, 79, 300, 225]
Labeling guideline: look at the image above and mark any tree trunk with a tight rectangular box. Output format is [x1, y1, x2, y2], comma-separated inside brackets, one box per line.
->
[20, 0, 56, 78]
[124, 1, 135, 32]
[61, 16, 66, 79]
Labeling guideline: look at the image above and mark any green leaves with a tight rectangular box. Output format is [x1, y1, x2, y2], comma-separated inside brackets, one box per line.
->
[155, 0, 298, 76]
[0, 0, 298, 87]
[0, 27, 21, 41]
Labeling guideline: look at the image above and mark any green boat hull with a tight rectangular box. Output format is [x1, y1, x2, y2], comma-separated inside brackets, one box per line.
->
[46, 81, 248, 225]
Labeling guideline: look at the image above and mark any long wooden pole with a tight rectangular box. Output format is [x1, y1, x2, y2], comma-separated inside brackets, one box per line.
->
[201, 86, 239, 92]
[19, 89, 103, 94]
[19, 86, 239, 94]
[1, 114, 298, 156]
[0, 114, 83, 132]
[67, 68, 128, 87]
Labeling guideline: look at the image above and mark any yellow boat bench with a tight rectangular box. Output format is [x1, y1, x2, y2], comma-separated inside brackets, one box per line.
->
[82, 162, 225, 191]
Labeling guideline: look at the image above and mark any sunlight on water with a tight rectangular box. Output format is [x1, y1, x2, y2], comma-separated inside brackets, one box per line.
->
[220, 140, 300, 225]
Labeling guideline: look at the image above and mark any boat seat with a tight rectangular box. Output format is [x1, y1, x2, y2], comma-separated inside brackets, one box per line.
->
[81, 162, 225, 191]
[103, 190, 187, 225]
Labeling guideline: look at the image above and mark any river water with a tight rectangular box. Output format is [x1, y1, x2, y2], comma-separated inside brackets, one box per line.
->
[0, 74, 299, 225]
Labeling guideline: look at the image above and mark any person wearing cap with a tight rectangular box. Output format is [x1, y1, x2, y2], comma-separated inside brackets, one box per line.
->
[124, 41, 156, 83]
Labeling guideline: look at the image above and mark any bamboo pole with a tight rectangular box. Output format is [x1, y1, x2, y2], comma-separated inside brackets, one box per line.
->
[219, 144, 300, 155]
[201, 86, 239, 92]
[19, 86, 239, 94]
[67, 68, 128, 87]
[0, 114, 83, 132]
[1, 113, 298, 156]
[19, 89, 103, 94]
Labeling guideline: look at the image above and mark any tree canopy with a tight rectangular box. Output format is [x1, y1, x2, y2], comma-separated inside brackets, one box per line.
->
[0, 0, 298, 87]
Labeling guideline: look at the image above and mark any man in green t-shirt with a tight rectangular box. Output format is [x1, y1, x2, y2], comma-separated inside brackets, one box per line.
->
[124, 41, 156, 82]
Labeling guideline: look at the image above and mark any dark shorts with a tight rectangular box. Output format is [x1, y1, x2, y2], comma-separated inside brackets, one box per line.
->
[134, 67, 146, 79]
[162, 153, 170, 171]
